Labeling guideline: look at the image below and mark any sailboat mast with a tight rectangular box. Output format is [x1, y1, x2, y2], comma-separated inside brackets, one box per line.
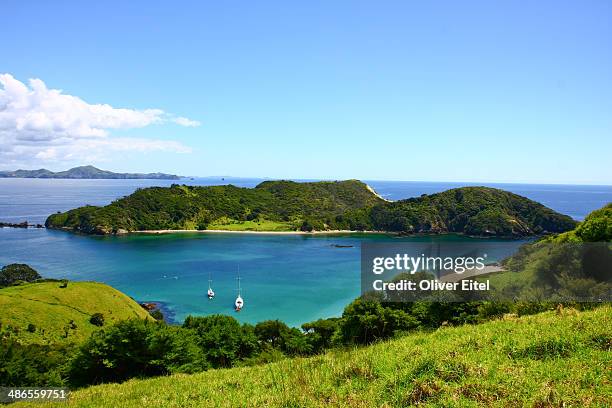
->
[237, 266, 241, 296]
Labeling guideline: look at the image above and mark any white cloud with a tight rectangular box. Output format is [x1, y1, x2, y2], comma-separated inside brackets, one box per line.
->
[173, 117, 201, 127]
[0, 73, 197, 168]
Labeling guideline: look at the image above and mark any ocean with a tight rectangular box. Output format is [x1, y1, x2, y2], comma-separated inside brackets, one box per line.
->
[0, 178, 610, 326]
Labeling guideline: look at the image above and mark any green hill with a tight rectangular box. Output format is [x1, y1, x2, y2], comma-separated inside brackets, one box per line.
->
[45, 181, 575, 236]
[482, 203, 612, 302]
[0, 281, 152, 344]
[17, 305, 611, 407]
[369, 186, 577, 235]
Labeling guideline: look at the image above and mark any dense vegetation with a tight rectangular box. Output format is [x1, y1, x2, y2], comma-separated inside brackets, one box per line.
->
[15, 306, 612, 407]
[490, 203, 612, 302]
[0, 264, 41, 287]
[45, 181, 576, 237]
[368, 186, 576, 235]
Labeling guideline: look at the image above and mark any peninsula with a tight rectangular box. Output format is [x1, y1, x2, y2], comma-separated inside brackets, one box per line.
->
[0, 165, 180, 180]
[45, 180, 576, 237]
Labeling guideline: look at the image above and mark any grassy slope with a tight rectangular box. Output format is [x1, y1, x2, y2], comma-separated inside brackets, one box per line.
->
[21, 306, 611, 407]
[207, 217, 294, 231]
[0, 282, 152, 344]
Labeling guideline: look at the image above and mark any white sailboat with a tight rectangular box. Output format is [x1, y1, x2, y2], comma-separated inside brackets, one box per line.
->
[235, 267, 244, 312]
[207, 272, 215, 299]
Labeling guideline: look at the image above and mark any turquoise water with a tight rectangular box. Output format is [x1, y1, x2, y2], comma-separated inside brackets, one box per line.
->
[0, 228, 526, 326]
[2, 178, 609, 326]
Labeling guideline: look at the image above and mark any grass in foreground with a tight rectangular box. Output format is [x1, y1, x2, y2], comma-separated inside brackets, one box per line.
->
[18, 305, 612, 407]
[0, 282, 151, 344]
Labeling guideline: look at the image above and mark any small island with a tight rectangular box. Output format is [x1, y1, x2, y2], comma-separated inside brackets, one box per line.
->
[0, 165, 180, 180]
[45, 180, 577, 237]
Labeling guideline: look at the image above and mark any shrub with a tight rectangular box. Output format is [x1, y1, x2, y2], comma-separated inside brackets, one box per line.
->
[0, 264, 41, 287]
[150, 309, 164, 321]
[70, 319, 206, 386]
[89, 313, 105, 327]
[0, 340, 72, 387]
[183, 315, 258, 368]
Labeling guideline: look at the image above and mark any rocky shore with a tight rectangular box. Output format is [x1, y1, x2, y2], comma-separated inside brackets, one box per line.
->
[0, 221, 44, 229]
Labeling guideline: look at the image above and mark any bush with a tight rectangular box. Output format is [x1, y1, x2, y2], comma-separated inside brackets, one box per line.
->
[300, 220, 314, 232]
[254, 320, 288, 348]
[0, 340, 72, 386]
[477, 302, 511, 320]
[338, 298, 419, 345]
[0, 264, 41, 287]
[302, 318, 340, 352]
[70, 319, 206, 386]
[89, 313, 105, 327]
[183, 315, 258, 368]
[150, 309, 164, 321]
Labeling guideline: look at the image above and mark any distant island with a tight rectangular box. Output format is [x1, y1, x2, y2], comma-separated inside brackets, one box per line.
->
[45, 180, 577, 237]
[0, 165, 181, 180]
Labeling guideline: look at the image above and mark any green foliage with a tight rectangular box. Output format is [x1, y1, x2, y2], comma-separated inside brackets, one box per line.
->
[254, 320, 288, 348]
[89, 313, 104, 327]
[150, 309, 164, 321]
[46, 180, 383, 234]
[45, 182, 576, 237]
[575, 203, 612, 242]
[183, 315, 259, 368]
[254, 320, 313, 356]
[0, 340, 72, 387]
[0, 264, 41, 287]
[368, 187, 576, 236]
[493, 204, 612, 302]
[69, 319, 206, 387]
[301, 318, 340, 352]
[338, 298, 419, 344]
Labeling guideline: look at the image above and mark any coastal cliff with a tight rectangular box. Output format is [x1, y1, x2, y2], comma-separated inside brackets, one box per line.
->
[45, 180, 576, 237]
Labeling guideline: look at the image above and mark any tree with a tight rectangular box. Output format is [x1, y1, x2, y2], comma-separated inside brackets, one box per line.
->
[281, 328, 313, 356]
[254, 320, 289, 348]
[183, 315, 258, 368]
[300, 220, 314, 232]
[338, 299, 387, 344]
[338, 298, 419, 345]
[0, 340, 72, 387]
[70, 319, 205, 386]
[0, 264, 41, 287]
[302, 318, 339, 352]
[575, 204, 612, 242]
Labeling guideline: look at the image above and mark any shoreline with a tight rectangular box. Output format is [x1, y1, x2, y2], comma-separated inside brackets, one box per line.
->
[135, 229, 390, 235]
[44, 226, 537, 239]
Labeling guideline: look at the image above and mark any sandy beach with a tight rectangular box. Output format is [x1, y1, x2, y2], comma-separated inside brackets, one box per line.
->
[440, 264, 505, 282]
[136, 229, 388, 235]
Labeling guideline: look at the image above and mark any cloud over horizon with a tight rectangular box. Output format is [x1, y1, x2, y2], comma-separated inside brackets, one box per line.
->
[0, 73, 196, 168]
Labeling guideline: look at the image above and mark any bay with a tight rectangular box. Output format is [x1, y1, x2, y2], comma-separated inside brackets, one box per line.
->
[1, 178, 610, 326]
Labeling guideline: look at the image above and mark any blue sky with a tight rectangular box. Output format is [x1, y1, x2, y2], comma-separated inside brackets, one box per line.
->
[1, 1, 611, 184]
